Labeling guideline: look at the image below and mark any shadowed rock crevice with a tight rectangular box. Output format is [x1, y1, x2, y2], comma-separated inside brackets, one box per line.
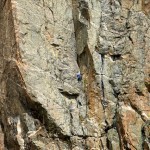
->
[110, 54, 122, 61]
[59, 90, 79, 99]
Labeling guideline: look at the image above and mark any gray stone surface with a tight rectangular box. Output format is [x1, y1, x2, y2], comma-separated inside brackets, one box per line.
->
[0, 0, 149, 149]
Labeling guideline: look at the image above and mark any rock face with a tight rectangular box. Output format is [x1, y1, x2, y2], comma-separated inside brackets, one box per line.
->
[0, 0, 149, 149]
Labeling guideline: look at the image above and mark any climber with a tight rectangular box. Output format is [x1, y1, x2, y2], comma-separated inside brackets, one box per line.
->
[76, 72, 82, 81]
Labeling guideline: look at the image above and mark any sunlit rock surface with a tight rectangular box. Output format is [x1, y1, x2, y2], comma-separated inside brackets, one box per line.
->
[0, 0, 149, 149]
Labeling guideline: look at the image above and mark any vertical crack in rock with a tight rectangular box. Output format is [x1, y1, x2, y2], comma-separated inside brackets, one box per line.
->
[100, 54, 108, 109]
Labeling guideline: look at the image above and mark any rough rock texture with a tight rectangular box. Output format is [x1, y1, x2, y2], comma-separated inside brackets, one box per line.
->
[0, 0, 150, 149]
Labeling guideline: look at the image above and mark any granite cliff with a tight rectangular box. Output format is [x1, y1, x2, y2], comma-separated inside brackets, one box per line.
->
[0, 0, 150, 149]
